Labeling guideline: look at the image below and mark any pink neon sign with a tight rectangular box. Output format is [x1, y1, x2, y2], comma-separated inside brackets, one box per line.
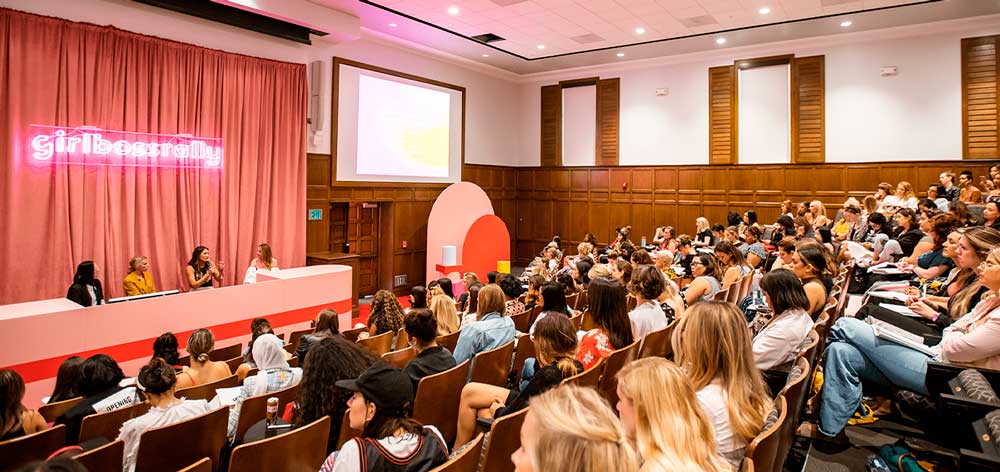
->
[29, 125, 223, 169]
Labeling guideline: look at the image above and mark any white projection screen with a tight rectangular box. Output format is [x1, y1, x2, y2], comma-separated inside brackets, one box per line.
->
[562, 85, 597, 166]
[738, 64, 791, 164]
[335, 61, 464, 183]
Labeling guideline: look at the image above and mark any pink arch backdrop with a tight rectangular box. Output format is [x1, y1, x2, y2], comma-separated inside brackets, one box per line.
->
[425, 182, 506, 285]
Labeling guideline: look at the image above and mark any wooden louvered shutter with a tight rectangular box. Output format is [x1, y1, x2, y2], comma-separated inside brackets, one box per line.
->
[709, 65, 736, 165]
[962, 36, 999, 160]
[596, 78, 620, 166]
[540, 84, 562, 167]
[791, 55, 825, 163]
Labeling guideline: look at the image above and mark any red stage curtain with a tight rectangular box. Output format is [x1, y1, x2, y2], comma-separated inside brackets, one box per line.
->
[0, 8, 306, 303]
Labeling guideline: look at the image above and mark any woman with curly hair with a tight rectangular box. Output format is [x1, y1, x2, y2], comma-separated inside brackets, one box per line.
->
[293, 336, 376, 454]
[365, 289, 407, 337]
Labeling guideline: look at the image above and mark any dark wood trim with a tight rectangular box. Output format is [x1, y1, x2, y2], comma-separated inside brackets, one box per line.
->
[735, 54, 794, 70]
[558, 77, 599, 88]
[329, 57, 467, 187]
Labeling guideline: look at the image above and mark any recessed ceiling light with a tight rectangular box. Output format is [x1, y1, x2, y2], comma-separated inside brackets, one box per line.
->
[616, 52, 625, 57]
[482, 54, 490, 57]
[388, 23, 397, 27]
[447, 6, 459, 16]
[634, 27, 645, 35]
[715, 37, 727, 45]
[840, 20, 852, 27]
[536, 44, 545, 50]
[758, 7, 771, 15]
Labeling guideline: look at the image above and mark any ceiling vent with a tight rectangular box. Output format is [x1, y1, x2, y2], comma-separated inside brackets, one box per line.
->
[471, 33, 506, 44]
[679, 15, 719, 28]
[571, 33, 606, 44]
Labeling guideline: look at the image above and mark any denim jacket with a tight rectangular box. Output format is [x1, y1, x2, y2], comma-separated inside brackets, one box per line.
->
[453, 312, 515, 364]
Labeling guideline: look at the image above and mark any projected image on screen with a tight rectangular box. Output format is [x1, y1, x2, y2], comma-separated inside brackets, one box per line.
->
[356, 74, 450, 178]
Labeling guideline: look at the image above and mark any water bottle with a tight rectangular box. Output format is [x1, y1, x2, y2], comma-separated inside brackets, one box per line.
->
[266, 397, 279, 425]
[641, 236, 647, 247]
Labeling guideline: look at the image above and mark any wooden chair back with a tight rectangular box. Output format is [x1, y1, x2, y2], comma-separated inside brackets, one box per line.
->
[598, 340, 641, 407]
[228, 416, 331, 472]
[436, 330, 461, 353]
[561, 358, 605, 389]
[79, 401, 152, 443]
[509, 309, 531, 333]
[738, 272, 755, 301]
[777, 357, 810, 468]
[528, 305, 543, 326]
[626, 294, 637, 311]
[288, 328, 313, 351]
[568, 311, 583, 330]
[382, 346, 417, 369]
[510, 334, 535, 386]
[726, 280, 742, 304]
[480, 408, 529, 472]
[429, 432, 483, 472]
[393, 327, 408, 350]
[745, 396, 786, 472]
[575, 290, 589, 310]
[74, 439, 124, 472]
[565, 292, 579, 311]
[743, 458, 755, 472]
[799, 330, 820, 371]
[413, 361, 470, 445]
[209, 343, 243, 362]
[225, 356, 244, 373]
[637, 322, 675, 359]
[357, 330, 394, 356]
[179, 458, 212, 472]
[233, 384, 300, 442]
[713, 287, 730, 302]
[335, 410, 362, 450]
[580, 309, 597, 331]
[342, 327, 365, 342]
[288, 356, 299, 368]
[38, 396, 83, 423]
[469, 340, 516, 387]
[176, 374, 239, 401]
[0, 424, 66, 471]
[133, 406, 229, 472]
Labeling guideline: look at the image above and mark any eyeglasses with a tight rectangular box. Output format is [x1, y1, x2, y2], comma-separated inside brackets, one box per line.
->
[691, 261, 705, 266]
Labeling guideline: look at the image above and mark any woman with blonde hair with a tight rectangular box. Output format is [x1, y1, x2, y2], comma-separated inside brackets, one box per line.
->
[173, 329, 232, 390]
[123, 256, 157, 296]
[617, 358, 729, 472]
[429, 294, 460, 335]
[809, 200, 831, 228]
[243, 243, 278, 284]
[672, 301, 772, 466]
[694, 217, 713, 247]
[511, 384, 640, 472]
[453, 284, 515, 364]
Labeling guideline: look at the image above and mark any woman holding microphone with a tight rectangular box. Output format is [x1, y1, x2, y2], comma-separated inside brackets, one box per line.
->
[185, 246, 223, 290]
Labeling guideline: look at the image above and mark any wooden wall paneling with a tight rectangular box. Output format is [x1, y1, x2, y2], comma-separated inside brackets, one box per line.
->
[596, 78, 621, 166]
[708, 65, 737, 165]
[306, 200, 329, 253]
[791, 55, 826, 163]
[553, 200, 571, 242]
[962, 36, 999, 160]
[540, 85, 563, 167]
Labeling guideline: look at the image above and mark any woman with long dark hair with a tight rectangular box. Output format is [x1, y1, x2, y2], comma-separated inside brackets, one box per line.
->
[1, 370, 47, 441]
[185, 245, 223, 289]
[48, 356, 84, 404]
[577, 276, 634, 370]
[294, 336, 376, 454]
[66, 261, 104, 306]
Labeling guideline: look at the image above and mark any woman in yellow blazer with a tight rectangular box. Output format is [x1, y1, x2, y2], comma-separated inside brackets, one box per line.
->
[123, 256, 157, 296]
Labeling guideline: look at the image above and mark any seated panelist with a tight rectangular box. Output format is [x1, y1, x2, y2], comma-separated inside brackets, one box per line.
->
[122, 256, 157, 296]
[185, 245, 223, 290]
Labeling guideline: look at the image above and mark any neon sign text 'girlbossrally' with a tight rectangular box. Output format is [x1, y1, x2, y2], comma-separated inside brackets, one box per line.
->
[29, 125, 223, 168]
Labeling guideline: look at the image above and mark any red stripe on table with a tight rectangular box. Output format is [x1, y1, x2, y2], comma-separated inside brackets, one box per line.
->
[5, 299, 351, 383]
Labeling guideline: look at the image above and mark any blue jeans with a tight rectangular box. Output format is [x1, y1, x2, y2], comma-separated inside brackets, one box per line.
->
[818, 317, 931, 436]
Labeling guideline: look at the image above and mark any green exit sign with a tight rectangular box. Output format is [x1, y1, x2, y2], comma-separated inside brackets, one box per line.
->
[308, 209, 322, 221]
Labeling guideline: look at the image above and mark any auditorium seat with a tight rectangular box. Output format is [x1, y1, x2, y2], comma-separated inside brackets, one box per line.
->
[626, 295, 637, 312]
[38, 396, 83, 423]
[597, 340, 641, 407]
[479, 408, 528, 472]
[568, 311, 583, 330]
[79, 402, 152, 443]
[776, 357, 810, 468]
[580, 308, 596, 331]
[393, 327, 408, 350]
[287, 328, 313, 352]
[413, 360, 470, 445]
[437, 330, 461, 353]
[134, 406, 228, 472]
[561, 358, 604, 389]
[225, 357, 244, 373]
[745, 395, 786, 472]
[637, 322, 675, 359]
[288, 356, 299, 368]
[509, 308, 531, 333]
[342, 327, 365, 342]
[335, 410, 362, 450]
[178, 458, 212, 472]
[73, 438, 124, 472]
[233, 385, 300, 442]
[743, 458, 755, 472]
[527, 305, 543, 326]
[357, 330, 394, 356]
[726, 282, 742, 304]
[738, 272, 755, 302]
[228, 416, 330, 472]
[179, 343, 243, 367]
[429, 432, 483, 472]
[0, 424, 66, 471]
[565, 292, 579, 311]
[382, 346, 416, 369]
[510, 334, 535, 386]
[176, 374, 239, 401]
[713, 287, 730, 302]
[469, 340, 516, 387]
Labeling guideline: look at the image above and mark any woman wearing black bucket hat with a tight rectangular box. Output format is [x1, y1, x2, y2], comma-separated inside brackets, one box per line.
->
[319, 362, 448, 472]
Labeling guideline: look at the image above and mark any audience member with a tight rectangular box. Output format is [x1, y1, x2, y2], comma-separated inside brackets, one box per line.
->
[771, 238, 796, 271]
[753, 270, 813, 370]
[295, 309, 340, 366]
[47, 356, 84, 404]
[627, 266, 669, 340]
[66, 261, 104, 307]
[673, 235, 696, 275]
[293, 336, 376, 454]
[409, 285, 428, 312]
[56, 354, 138, 444]
[1, 369, 47, 441]
[616, 358, 729, 472]
[984, 200, 1000, 231]
[951, 200, 978, 227]
[453, 284, 515, 364]
[742, 226, 767, 269]
[898, 213, 960, 281]
[401, 309, 457, 391]
[573, 259, 594, 287]
[118, 357, 212, 472]
[429, 294, 460, 335]
[792, 241, 832, 319]
[499, 275, 526, 317]
[683, 253, 723, 305]
[672, 301, 772, 466]
[523, 274, 545, 309]
[174, 329, 232, 390]
[152, 332, 181, 368]
[714, 241, 751, 290]
[365, 289, 406, 337]
[808, 200, 831, 227]
[319, 363, 447, 472]
[630, 250, 652, 267]
[436, 278, 455, 299]
[940, 172, 960, 202]
[227, 334, 303, 439]
[454, 314, 581, 447]
[694, 217, 713, 247]
[487, 271, 499, 285]
[122, 256, 156, 296]
[958, 170, 983, 203]
[577, 277, 634, 369]
[927, 183, 951, 211]
[611, 259, 633, 286]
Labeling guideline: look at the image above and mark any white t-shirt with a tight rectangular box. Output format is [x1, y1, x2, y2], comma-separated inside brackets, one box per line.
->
[752, 308, 813, 370]
[696, 379, 747, 467]
[320, 426, 446, 472]
[118, 399, 214, 472]
[628, 300, 668, 340]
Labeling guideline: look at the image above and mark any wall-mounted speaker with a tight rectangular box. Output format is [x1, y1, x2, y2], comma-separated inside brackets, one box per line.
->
[308, 61, 324, 134]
